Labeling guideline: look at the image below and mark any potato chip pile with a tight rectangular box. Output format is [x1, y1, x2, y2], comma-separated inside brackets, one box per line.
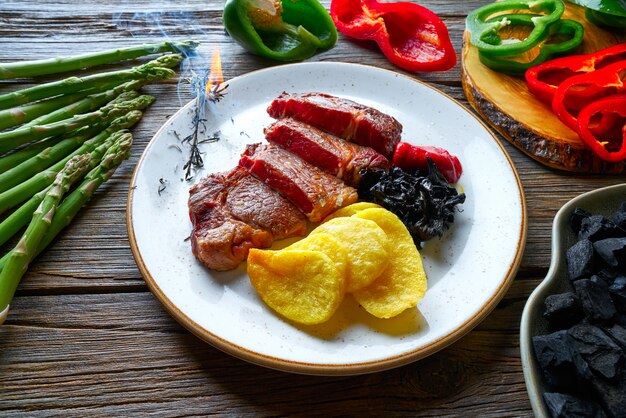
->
[247, 203, 427, 325]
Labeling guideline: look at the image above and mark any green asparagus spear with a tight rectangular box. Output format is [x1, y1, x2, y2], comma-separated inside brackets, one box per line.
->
[0, 54, 181, 110]
[0, 40, 198, 80]
[0, 133, 132, 276]
[0, 154, 92, 323]
[0, 110, 143, 213]
[22, 80, 144, 128]
[0, 86, 106, 131]
[0, 94, 154, 154]
[0, 106, 145, 193]
[0, 88, 138, 171]
[0, 137, 65, 174]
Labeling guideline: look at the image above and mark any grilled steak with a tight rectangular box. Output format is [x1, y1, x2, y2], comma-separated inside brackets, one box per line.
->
[239, 143, 358, 222]
[189, 167, 307, 270]
[267, 92, 402, 158]
[264, 118, 390, 186]
[190, 205, 273, 271]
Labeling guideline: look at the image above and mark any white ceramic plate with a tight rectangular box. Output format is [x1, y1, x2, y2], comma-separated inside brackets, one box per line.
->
[127, 62, 527, 375]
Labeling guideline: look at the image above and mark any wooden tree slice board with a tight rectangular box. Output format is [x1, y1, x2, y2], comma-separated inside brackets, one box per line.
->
[461, 3, 626, 174]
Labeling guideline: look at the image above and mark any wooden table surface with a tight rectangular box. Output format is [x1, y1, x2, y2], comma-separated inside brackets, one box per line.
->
[1, 1, 623, 416]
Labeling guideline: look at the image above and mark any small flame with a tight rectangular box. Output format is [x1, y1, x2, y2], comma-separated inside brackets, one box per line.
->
[206, 46, 224, 93]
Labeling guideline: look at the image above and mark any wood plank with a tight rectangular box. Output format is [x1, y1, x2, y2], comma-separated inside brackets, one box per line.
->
[0, 1, 623, 415]
[0, 277, 538, 416]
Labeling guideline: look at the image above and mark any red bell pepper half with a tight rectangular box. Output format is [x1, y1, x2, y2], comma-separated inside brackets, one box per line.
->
[330, 0, 456, 72]
[552, 60, 626, 133]
[577, 94, 626, 163]
[526, 43, 626, 105]
[392, 142, 462, 183]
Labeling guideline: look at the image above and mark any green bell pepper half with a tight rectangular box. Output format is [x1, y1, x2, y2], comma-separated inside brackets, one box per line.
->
[466, 0, 566, 56]
[478, 14, 584, 76]
[567, 0, 626, 28]
[585, 8, 626, 27]
[223, 0, 338, 61]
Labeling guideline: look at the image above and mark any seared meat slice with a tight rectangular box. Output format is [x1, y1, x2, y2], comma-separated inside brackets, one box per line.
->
[225, 168, 307, 239]
[191, 206, 273, 271]
[267, 92, 402, 158]
[189, 167, 307, 271]
[264, 118, 390, 186]
[239, 143, 358, 222]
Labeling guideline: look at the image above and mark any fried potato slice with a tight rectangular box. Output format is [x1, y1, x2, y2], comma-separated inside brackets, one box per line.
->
[312, 217, 389, 292]
[352, 208, 427, 319]
[247, 249, 345, 325]
[286, 232, 348, 284]
[323, 202, 382, 222]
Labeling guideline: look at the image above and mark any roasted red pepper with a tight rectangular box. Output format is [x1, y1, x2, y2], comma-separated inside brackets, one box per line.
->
[577, 94, 626, 162]
[552, 60, 626, 132]
[330, 0, 456, 72]
[525, 43, 626, 104]
[392, 142, 462, 183]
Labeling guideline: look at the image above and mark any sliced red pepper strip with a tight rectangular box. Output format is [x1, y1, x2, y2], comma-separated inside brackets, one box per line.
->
[577, 94, 626, 162]
[552, 60, 626, 132]
[525, 43, 626, 104]
[392, 142, 462, 183]
[330, 0, 456, 72]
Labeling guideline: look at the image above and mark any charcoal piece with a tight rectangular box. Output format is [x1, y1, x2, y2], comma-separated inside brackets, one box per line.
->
[612, 202, 626, 229]
[574, 279, 617, 322]
[591, 274, 611, 288]
[588, 375, 626, 418]
[602, 324, 626, 350]
[543, 392, 607, 418]
[593, 238, 626, 268]
[571, 207, 592, 235]
[543, 292, 584, 329]
[579, 215, 621, 242]
[618, 312, 626, 327]
[533, 330, 591, 389]
[568, 324, 624, 381]
[613, 211, 626, 229]
[567, 239, 596, 281]
[597, 267, 619, 284]
[609, 276, 626, 312]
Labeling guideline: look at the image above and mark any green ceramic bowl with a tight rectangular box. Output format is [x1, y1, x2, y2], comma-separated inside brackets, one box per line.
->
[520, 183, 626, 417]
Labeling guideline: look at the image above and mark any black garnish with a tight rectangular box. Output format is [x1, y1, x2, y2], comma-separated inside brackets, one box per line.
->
[158, 178, 168, 195]
[358, 159, 465, 247]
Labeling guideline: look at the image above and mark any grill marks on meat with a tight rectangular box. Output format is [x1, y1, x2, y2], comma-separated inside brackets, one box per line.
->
[239, 143, 358, 222]
[267, 92, 402, 158]
[189, 167, 307, 271]
[264, 118, 390, 187]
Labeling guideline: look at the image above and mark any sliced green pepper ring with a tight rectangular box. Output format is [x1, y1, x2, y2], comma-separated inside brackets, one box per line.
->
[466, 0, 566, 56]
[478, 15, 584, 76]
[223, 0, 338, 62]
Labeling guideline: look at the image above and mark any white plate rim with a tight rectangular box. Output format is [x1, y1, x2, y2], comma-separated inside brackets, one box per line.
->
[126, 61, 528, 375]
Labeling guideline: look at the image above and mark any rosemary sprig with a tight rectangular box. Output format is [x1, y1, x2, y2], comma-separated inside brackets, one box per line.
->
[179, 69, 228, 181]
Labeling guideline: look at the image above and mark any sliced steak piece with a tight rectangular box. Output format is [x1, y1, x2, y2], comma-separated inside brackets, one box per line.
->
[224, 168, 307, 239]
[239, 143, 358, 222]
[189, 167, 307, 271]
[267, 92, 402, 157]
[264, 118, 390, 186]
[191, 205, 273, 271]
